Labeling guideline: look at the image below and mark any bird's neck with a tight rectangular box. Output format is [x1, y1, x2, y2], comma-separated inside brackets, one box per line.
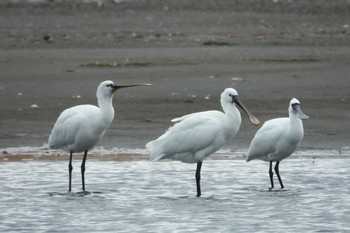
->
[222, 100, 240, 118]
[288, 112, 304, 142]
[289, 111, 302, 125]
[222, 101, 242, 135]
[98, 95, 115, 121]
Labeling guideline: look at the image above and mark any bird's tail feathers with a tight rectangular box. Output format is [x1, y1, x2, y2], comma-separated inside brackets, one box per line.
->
[242, 153, 250, 162]
[150, 153, 166, 162]
[146, 140, 166, 162]
[47, 134, 56, 149]
[246, 154, 255, 162]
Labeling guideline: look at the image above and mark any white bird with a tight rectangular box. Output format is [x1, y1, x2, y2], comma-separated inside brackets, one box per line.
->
[146, 88, 260, 197]
[48, 80, 151, 192]
[246, 98, 309, 189]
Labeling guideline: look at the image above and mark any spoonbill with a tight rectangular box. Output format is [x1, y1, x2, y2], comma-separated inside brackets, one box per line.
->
[146, 88, 260, 197]
[246, 98, 309, 189]
[48, 80, 151, 192]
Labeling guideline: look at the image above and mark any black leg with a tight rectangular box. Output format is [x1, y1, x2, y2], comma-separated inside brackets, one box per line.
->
[81, 150, 88, 191]
[274, 161, 284, 189]
[269, 161, 274, 189]
[68, 151, 73, 192]
[195, 162, 203, 197]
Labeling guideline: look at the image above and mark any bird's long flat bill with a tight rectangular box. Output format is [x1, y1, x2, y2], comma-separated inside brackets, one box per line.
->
[112, 83, 152, 89]
[233, 96, 260, 126]
[110, 83, 151, 93]
[292, 104, 309, 120]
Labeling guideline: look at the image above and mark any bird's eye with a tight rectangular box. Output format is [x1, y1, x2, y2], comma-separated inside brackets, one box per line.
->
[229, 94, 232, 97]
[106, 84, 111, 87]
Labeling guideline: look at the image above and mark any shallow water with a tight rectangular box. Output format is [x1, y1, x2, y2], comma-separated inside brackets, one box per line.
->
[0, 158, 349, 232]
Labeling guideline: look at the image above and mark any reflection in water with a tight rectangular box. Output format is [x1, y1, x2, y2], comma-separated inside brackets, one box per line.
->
[0, 159, 349, 232]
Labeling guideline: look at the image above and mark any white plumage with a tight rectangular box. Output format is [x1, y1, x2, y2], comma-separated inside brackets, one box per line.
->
[247, 98, 309, 189]
[48, 80, 150, 192]
[149, 111, 232, 163]
[146, 88, 260, 196]
[48, 104, 111, 154]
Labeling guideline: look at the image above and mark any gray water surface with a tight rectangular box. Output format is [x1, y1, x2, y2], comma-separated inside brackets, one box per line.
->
[0, 158, 349, 232]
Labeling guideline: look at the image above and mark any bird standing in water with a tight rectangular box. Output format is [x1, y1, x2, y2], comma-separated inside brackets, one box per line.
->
[48, 80, 151, 192]
[146, 88, 260, 197]
[246, 98, 309, 189]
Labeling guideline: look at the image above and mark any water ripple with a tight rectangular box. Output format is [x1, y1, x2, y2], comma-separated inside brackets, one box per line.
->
[0, 159, 349, 232]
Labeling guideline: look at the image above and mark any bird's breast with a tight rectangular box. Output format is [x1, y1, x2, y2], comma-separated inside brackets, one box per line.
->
[287, 120, 304, 145]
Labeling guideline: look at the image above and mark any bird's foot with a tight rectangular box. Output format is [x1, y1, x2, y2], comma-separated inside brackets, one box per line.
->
[77, 190, 91, 196]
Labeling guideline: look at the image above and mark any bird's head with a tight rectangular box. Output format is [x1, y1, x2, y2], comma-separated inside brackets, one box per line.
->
[289, 98, 309, 120]
[222, 88, 260, 126]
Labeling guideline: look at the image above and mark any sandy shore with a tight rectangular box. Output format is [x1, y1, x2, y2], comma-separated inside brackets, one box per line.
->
[0, 1, 349, 154]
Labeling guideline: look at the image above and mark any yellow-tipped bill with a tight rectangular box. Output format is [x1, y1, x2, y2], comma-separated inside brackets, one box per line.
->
[233, 96, 260, 127]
